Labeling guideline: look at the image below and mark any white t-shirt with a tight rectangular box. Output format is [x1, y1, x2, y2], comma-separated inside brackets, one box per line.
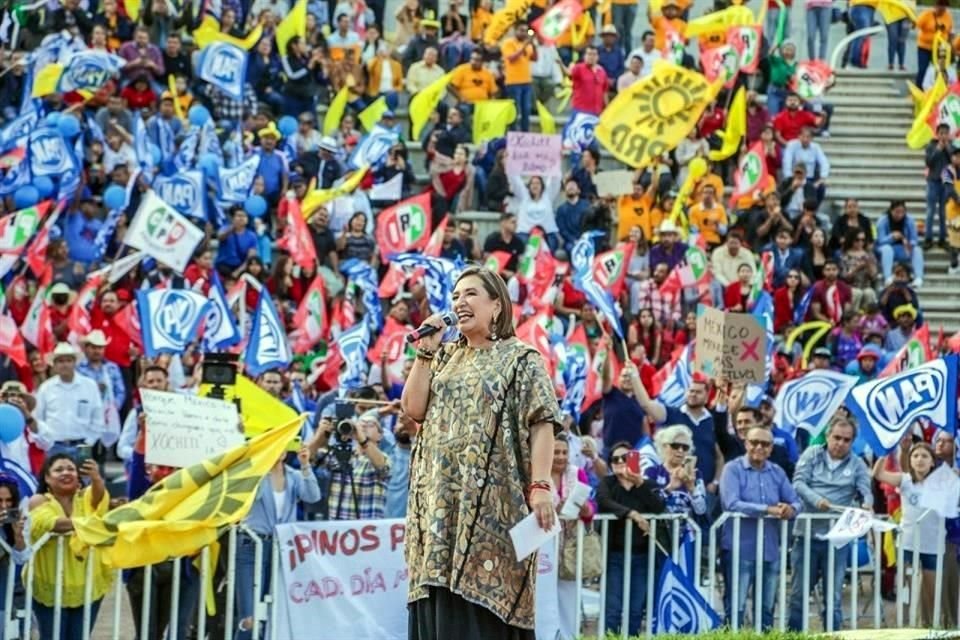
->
[900, 474, 945, 553]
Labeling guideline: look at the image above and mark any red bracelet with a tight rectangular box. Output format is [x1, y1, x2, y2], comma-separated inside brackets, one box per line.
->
[528, 480, 551, 494]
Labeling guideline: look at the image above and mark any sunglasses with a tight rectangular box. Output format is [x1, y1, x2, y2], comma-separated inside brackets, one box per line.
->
[610, 455, 628, 464]
[747, 439, 773, 448]
[668, 442, 691, 452]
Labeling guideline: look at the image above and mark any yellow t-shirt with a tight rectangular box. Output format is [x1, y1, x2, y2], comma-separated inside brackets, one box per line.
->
[501, 37, 535, 85]
[617, 191, 658, 240]
[470, 7, 492, 42]
[688, 201, 728, 246]
[651, 15, 687, 51]
[449, 63, 498, 103]
[28, 488, 114, 608]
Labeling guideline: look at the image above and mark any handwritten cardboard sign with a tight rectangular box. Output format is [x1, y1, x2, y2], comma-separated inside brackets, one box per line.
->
[594, 170, 636, 198]
[694, 305, 767, 384]
[506, 132, 562, 177]
[141, 389, 244, 468]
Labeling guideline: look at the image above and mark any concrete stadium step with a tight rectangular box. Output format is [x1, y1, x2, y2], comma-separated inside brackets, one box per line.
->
[819, 144, 920, 158]
[917, 285, 960, 299]
[829, 106, 914, 120]
[826, 95, 911, 108]
[829, 178, 924, 194]
[920, 311, 960, 332]
[829, 157, 919, 170]
[820, 136, 914, 148]
[834, 68, 913, 79]
[830, 114, 911, 129]
[828, 124, 906, 138]
[829, 85, 903, 98]
[834, 167, 924, 180]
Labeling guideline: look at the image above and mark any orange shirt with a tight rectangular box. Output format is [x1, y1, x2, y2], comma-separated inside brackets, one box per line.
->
[501, 37, 535, 85]
[918, 9, 952, 51]
[470, 7, 492, 41]
[617, 191, 659, 240]
[688, 201, 728, 246]
[449, 63, 498, 103]
[651, 15, 687, 51]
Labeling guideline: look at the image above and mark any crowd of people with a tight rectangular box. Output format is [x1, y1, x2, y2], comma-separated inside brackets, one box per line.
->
[0, 0, 956, 637]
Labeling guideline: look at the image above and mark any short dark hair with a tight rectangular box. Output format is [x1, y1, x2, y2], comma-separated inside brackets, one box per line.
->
[642, 30, 654, 40]
[735, 406, 761, 422]
[823, 258, 840, 269]
[142, 365, 168, 379]
[607, 440, 633, 463]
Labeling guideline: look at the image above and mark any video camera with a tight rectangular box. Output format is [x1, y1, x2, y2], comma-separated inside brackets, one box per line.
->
[202, 353, 240, 411]
[328, 401, 356, 472]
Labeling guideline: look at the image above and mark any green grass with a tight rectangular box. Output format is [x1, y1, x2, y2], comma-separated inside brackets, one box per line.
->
[589, 633, 840, 639]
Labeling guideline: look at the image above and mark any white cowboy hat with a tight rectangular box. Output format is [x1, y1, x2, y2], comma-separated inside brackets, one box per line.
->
[47, 342, 79, 364]
[81, 330, 110, 347]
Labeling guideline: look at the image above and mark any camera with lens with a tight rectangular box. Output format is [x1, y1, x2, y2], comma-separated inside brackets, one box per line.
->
[327, 402, 356, 472]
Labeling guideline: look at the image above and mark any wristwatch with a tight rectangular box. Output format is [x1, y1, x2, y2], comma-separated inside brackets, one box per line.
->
[359, 438, 369, 449]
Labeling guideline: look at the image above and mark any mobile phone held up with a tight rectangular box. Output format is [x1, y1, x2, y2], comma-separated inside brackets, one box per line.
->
[626, 450, 640, 475]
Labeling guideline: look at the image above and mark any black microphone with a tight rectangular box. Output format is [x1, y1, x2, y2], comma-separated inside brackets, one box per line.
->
[406, 312, 457, 343]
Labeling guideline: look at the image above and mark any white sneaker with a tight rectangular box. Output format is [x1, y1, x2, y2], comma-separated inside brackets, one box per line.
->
[949, 265, 960, 276]
[912, 278, 924, 288]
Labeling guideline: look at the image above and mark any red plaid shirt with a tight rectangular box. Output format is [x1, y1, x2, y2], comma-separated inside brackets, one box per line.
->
[633, 279, 683, 326]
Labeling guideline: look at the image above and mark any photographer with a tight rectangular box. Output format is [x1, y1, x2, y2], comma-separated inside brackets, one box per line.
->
[309, 410, 391, 521]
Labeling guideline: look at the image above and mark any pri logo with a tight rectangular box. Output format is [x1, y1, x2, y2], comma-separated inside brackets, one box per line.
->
[154, 290, 201, 345]
[145, 207, 188, 247]
[782, 376, 835, 429]
[865, 367, 945, 435]
[387, 205, 427, 248]
[593, 250, 625, 287]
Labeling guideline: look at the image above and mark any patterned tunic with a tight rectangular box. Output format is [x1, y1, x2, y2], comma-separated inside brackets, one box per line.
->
[406, 338, 561, 629]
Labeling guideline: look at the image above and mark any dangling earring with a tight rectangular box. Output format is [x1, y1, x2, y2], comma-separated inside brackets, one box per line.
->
[490, 316, 499, 341]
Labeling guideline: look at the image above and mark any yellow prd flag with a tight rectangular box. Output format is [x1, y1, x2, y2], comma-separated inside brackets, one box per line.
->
[358, 96, 389, 132]
[275, 0, 307, 56]
[669, 156, 707, 237]
[323, 86, 350, 136]
[709, 86, 746, 161]
[472, 99, 517, 143]
[684, 4, 755, 38]
[875, 0, 918, 24]
[907, 80, 925, 111]
[906, 72, 946, 149]
[596, 62, 722, 169]
[193, 16, 263, 50]
[31, 63, 64, 98]
[199, 375, 298, 438]
[126, 0, 141, 21]
[483, 0, 534, 46]
[302, 167, 369, 216]
[71, 415, 304, 569]
[536, 100, 556, 134]
[409, 72, 453, 140]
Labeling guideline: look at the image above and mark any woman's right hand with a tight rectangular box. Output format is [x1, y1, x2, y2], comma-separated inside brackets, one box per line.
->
[416, 313, 448, 352]
[628, 511, 650, 533]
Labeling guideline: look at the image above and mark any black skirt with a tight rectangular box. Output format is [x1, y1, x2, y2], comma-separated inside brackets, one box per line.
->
[408, 586, 535, 640]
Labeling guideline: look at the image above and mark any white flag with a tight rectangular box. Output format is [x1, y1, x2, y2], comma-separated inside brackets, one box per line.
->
[919, 464, 960, 519]
[821, 507, 896, 548]
[124, 191, 204, 273]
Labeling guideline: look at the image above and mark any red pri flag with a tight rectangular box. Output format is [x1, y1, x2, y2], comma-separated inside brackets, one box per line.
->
[879, 325, 931, 378]
[532, 0, 583, 45]
[374, 192, 432, 261]
[700, 44, 739, 89]
[114, 301, 142, 349]
[483, 251, 513, 274]
[67, 274, 104, 340]
[423, 214, 448, 258]
[727, 25, 762, 74]
[0, 313, 27, 366]
[790, 60, 833, 99]
[593, 241, 635, 298]
[291, 275, 330, 354]
[277, 196, 317, 270]
[516, 314, 556, 379]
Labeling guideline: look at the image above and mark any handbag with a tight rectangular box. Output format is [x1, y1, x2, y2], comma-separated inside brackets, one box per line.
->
[559, 521, 602, 581]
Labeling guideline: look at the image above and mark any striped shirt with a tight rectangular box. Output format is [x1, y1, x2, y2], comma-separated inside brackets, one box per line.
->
[327, 453, 391, 520]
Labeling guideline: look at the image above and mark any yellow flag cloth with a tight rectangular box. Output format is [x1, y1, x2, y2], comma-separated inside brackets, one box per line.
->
[409, 72, 453, 140]
[126, 0, 141, 21]
[358, 96, 389, 132]
[483, 0, 534, 46]
[472, 99, 517, 143]
[596, 62, 722, 169]
[167, 75, 185, 120]
[684, 5, 755, 38]
[199, 375, 298, 438]
[536, 100, 556, 134]
[709, 86, 746, 161]
[193, 16, 263, 50]
[323, 86, 350, 136]
[71, 415, 304, 569]
[275, 0, 307, 56]
[31, 64, 64, 98]
[876, 0, 918, 24]
[906, 72, 946, 149]
[302, 167, 369, 216]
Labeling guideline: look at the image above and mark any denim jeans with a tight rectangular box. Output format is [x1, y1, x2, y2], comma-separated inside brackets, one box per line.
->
[234, 533, 273, 640]
[849, 6, 876, 68]
[767, 86, 789, 117]
[505, 83, 533, 132]
[605, 551, 651, 636]
[612, 3, 638, 50]
[926, 178, 946, 242]
[917, 47, 933, 87]
[722, 550, 780, 630]
[878, 243, 925, 282]
[806, 7, 832, 60]
[787, 539, 851, 632]
[34, 599, 102, 640]
[886, 19, 909, 67]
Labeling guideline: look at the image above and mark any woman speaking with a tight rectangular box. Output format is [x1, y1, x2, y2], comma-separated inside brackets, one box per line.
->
[401, 265, 561, 640]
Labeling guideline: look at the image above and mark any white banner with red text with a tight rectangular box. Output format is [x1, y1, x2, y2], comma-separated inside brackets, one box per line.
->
[273, 519, 561, 640]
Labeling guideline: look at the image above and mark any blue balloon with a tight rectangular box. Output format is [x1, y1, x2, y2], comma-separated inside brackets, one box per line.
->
[198, 152, 219, 177]
[33, 176, 54, 199]
[103, 185, 126, 211]
[13, 185, 39, 209]
[57, 114, 81, 139]
[277, 115, 297, 137]
[148, 143, 162, 166]
[44, 112, 61, 128]
[0, 405, 24, 444]
[244, 195, 267, 218]
[188, 105, 211, 128]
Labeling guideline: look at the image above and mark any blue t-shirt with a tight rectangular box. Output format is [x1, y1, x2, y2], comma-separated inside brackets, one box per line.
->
[601, 388, 646, 452]
[662, 405, 718, 483]
[215, 228, 259, 269]
[257, 150, 287, 198]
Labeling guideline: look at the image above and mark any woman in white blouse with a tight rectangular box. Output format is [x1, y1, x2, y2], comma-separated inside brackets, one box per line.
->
[508, 173, 562, 252]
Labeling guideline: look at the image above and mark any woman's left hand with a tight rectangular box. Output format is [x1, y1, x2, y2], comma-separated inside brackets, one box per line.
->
[530, 490, 555, 531]
[81, 460, 102, 484]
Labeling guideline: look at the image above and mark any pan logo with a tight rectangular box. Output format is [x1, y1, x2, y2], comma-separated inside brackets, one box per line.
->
[864, 368, 944, 435]
[782, 377, 834, 429]
[154, 290, 202, 345]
